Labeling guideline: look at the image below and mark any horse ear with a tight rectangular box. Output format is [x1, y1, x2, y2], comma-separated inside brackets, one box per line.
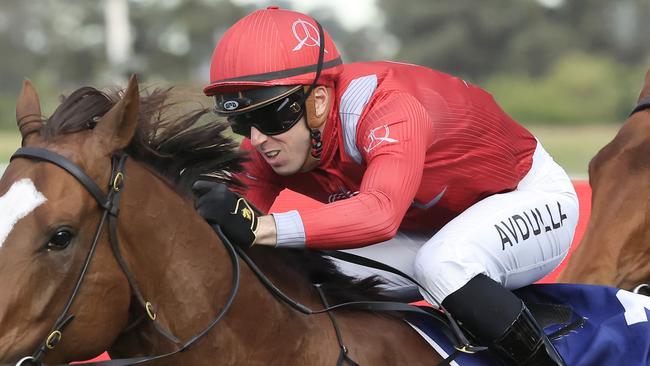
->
[95, 74, 140, 151]
[639, 68, 650, 101]
[16, 79, 44, 146]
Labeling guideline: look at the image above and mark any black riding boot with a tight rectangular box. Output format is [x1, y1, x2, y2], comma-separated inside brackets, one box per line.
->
[490, 304, 566, 366]
[441, 274, 566, 366]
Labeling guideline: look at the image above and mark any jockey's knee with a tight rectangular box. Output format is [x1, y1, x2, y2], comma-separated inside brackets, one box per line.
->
[414, 240, 489, 304]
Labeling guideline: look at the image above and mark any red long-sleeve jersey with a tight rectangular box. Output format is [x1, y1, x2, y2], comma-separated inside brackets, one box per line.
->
[237, 61, 536, 249]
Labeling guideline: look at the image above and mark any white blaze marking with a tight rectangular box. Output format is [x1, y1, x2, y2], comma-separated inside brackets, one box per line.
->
[0, 179, 47, 248]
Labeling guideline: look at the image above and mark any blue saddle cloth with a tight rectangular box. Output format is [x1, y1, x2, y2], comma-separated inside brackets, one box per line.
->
[408, 283, 650, 366]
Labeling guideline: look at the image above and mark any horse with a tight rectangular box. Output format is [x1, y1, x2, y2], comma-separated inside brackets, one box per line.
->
[0, 76, 441, 365]
[557, 69, 650, 291]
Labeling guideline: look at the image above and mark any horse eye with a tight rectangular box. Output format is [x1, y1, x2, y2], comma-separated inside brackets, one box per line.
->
[47, 230, 74, 251]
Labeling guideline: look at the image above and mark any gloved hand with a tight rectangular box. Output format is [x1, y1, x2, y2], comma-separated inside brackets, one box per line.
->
[192, 180, 258, 249]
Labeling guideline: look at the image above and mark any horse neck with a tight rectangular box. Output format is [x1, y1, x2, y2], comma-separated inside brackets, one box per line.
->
[109, 161, 319, 359]
[565, 98, 650, 290]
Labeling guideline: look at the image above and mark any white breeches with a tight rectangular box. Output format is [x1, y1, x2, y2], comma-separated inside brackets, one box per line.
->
[328, 141, 579, 305]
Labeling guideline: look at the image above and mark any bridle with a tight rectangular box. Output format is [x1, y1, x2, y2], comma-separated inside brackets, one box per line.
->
[9, 147, 241, 366]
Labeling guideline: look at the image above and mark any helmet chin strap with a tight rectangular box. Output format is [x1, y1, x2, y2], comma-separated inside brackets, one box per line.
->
[304, 89, 329, 155]
[310, 129, 323, 159]
[299, 130, 322, 173]
[298, 99, 326, 173]
[298, 20, 327, 172]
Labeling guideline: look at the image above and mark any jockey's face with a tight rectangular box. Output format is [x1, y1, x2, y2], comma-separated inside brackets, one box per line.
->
[250, 115, 311, 176]
[249, 85, 331, 176]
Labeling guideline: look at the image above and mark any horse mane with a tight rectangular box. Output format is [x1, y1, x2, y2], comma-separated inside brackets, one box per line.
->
[43, 86, 245, 194]
[43, 85, 390, 304]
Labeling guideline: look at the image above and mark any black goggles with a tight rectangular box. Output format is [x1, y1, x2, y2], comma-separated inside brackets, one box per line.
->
[224, 90, 305, 138]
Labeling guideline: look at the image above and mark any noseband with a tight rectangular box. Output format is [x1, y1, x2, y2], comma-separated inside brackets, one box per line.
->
[9, 147, 241, 366]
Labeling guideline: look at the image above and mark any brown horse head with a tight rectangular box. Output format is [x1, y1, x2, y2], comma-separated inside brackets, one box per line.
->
[0, 77, 146, 363]
[558, 69, 650, 290]
[0, 76, 245, 364]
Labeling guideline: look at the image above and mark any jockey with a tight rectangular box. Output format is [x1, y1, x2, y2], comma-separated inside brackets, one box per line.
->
[194, 6, 578, 366]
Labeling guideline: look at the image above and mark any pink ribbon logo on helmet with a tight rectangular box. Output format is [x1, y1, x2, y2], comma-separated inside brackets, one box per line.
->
[292, 18, 328, 53]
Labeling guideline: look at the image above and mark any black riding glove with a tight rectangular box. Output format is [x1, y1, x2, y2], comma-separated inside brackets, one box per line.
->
[192, 180, 259, 249]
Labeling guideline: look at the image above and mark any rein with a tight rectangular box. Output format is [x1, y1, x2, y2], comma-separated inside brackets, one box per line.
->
[231, 245, 487, 363]
[7, 147, 482, 366]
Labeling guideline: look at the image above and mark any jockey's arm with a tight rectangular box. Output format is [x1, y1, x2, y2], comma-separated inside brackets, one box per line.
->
[267, 92, 432, 249]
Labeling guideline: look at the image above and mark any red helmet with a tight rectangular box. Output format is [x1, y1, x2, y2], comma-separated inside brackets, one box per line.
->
[203, 6, 343, 96]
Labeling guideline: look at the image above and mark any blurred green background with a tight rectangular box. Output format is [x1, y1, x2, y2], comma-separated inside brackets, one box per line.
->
[1, 0, 649, 177]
